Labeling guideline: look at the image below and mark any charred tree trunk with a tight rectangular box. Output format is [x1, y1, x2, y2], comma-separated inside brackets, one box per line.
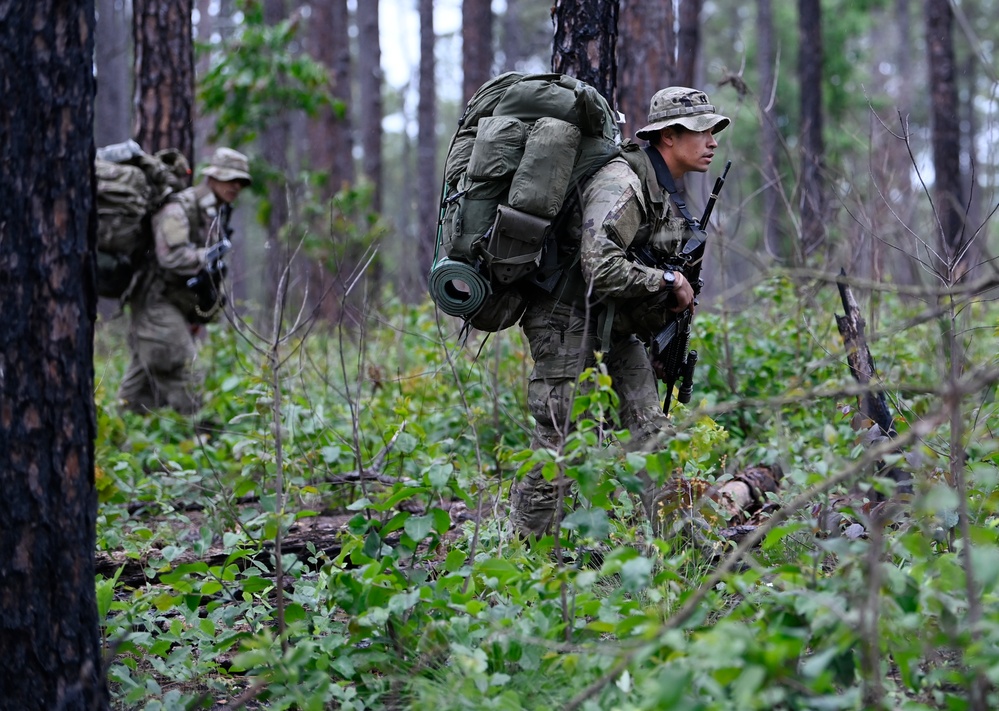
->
[0, 2, 106, 707]
[551, 0, 619, 105]
[835, 271, 913, 495]
[835, 271, 897, 439]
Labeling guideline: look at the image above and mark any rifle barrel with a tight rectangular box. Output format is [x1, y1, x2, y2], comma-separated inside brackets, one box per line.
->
[698, 160, 732, 231]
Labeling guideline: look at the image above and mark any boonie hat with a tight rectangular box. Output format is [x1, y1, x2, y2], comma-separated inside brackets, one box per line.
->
[203, 147, 252, 185]
[635, 87, 730, 140]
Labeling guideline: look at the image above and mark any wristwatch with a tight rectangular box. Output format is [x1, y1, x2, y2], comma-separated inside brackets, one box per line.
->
[662, 270, 677, 289]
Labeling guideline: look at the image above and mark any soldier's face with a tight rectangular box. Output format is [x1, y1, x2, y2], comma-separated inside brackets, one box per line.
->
[664, 128, 719, 177]
[209, 177, 246, 205]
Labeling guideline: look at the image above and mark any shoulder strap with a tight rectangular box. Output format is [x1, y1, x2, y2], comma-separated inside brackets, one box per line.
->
[642, 146, 705, 236]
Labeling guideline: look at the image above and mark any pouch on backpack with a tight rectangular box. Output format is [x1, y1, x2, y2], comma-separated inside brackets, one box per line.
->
[482, 205, 551, 285]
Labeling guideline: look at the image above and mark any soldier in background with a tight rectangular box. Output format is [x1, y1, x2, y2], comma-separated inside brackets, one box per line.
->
[118, 147, 252, 415]
[510, 87, 730, 539]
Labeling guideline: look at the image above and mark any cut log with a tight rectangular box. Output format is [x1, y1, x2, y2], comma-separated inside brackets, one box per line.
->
[653, 463, 784, 540]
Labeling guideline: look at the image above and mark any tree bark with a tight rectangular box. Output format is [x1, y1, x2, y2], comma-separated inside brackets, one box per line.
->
[756, 0, 784, 261]
[133, 0, 196, 166]
[95, 0, 133, 147]
[416, 0, 438, 283]
[357, 0, 384, 212]
[926, 0, 966, 279]
[501, 0, 525, 70]
[462, 0, 494, 104]
[617, 0, 672, 142]
[263, 0, 291, 326]
[797, 0, 825, 263]
[551, 0, 619, 105]
[0, 3, 107, 708]
[676, 0, 702, 88]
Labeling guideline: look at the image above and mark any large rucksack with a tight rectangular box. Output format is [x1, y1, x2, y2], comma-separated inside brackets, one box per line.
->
[428, 72, 622, 332]
[94, 140, 190, 299]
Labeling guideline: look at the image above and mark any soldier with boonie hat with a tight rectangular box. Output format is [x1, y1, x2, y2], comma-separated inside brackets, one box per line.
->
[118, 146, 252, 416]
[202, 147, 253, 185]
[510, 84, 733, 540]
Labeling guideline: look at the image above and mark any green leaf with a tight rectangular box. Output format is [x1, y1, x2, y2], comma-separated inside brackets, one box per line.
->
[404, 514, 433, 542]
[762, 521, 808, 550]
[430, 507, 451, 534]
[284, 602, 307, 624]
[444, 549, 467, 572]
[476, 558, 520, 585]
[426, 462, 453, 490]
[561, 508, 609, 540]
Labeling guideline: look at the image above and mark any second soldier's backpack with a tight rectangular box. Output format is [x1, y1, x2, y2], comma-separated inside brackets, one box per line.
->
[428, 72, 622, 332]
[94, 140, 190, 300]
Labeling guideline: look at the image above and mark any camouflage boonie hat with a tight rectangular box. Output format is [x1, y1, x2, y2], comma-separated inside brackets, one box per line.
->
[635, 87, 730, 140]
[202, 147, 252, 185]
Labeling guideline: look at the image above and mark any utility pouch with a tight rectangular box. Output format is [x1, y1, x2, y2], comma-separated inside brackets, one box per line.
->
[483, 204, 551, 285]
[508, 116, 581, 218]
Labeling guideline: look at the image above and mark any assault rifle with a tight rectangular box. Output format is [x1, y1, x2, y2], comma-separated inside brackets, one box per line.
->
[186, 202, 233, 321]
[635, 155, 731, 414]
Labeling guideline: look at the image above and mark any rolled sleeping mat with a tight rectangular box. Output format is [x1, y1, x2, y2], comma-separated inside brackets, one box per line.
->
[428, 258, 491, 317]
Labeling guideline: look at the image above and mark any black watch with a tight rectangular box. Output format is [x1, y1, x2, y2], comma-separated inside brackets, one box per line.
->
[663, 270, 676, 288]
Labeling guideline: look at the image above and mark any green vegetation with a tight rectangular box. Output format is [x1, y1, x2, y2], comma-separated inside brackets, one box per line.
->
[94, 275, 999, 710]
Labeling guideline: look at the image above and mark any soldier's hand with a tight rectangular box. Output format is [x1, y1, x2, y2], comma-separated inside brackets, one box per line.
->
[668, 271, 694, 312]
[650, 356, 666, 380]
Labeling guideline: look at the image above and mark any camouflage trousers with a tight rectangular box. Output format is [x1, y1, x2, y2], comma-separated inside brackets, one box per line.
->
[509, 296, 673, 538]
[117, 278, 202, 415]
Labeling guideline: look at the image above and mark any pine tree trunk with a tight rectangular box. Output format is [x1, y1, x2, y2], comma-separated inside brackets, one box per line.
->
[676, 0, 702, 88]
[797, 0, 825, 263]
[95, 0, 133, 147]
[756, 0, 784, 261]
[617, 0, 673, 142]
[551, 0, 619, 105]
[357, 0, 383, 212]
[416, 0, 438, 286]
[133, 0, 195, 165]
[926, 0, 966, 279]
[0, 3, 107, 707]
[462, 0, 494, 104]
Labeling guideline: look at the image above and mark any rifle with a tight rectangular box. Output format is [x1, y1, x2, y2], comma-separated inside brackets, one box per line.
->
[635, 154, 731, 414]
[185, 203, 233, 321]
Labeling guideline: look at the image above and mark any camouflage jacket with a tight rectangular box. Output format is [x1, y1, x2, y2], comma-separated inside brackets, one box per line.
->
[139, 182, 226, 322]
[151, 182, 220, 281]
[573, 148, 688, 303]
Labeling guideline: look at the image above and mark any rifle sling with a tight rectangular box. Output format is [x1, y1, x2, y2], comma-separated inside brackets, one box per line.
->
[642, 146, 706, 258]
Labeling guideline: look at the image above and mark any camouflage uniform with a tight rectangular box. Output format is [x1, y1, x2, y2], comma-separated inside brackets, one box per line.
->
[118, 148, 251, 415]
[510, 87, 731, 538]
[510, 156, 680, 536]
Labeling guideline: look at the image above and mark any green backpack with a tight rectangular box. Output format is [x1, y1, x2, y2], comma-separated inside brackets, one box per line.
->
[94, 140, 190, 300]
[428, 72, 622, 332]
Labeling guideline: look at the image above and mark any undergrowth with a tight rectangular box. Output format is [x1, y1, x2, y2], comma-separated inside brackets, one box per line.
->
[93, 276, 999, 710]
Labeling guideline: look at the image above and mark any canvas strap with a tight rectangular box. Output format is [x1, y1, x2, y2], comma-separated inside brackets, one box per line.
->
[641, 146, 705, 236]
